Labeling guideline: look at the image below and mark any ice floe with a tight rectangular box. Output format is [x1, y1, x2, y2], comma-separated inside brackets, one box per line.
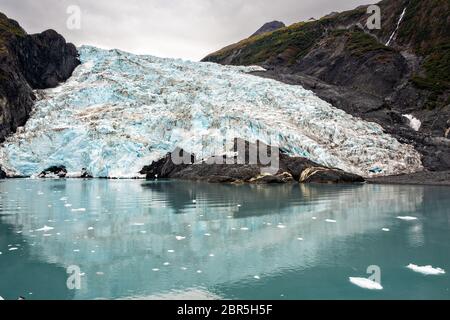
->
[35, 225, 54, 232]
[397, 216, 418, 221]
[407, 264, 445, 275]
[349, 277, 383, 290]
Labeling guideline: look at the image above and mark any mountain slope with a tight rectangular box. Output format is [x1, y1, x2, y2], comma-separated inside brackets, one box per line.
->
[0, 46, 421, 178]
[202, 0, 450, 171]
[0, 12, 79, 142]
[250, 21, 286, 37]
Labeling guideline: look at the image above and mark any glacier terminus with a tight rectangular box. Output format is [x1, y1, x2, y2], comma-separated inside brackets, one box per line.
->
[0, 46, 422, 178]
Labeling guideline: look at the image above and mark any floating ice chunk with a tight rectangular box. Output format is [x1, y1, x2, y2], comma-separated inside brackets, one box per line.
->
[0, 296, 3, 300]
[325, 219, 337, 223]
[277, 225, 286, 229]
[312, 217, 317, 220]
[382, 228, 390, 232]
[349, 277, 383, 290]
[88, 227, 94, 230]
[209, 254, 215, 257]
[297, 237, 304, 241]
[71, 208, 86, 212]
[176, 236, 186, 241]
[254, 275, 261, 280]
[91, 250, 96, 253]
[65, 204, 72, 207]
[96, 272, 104, 276]
[152, 268, 160, 272]
[407, 264, 445, 275]
[140, 231, 147, 234]
[237, 205, 242, 208]
[181, 267, 188, 271]
[73, 249, 80, 252]
[35, 225, 54, 232]
[240, 227, 249, 231]
[192, 200, 197, 204]
[163, 262, 170, 266]
[168, 250, 175, 253]
[43, 234, 52, 237]
[197, 270, 203, 274]
[397, 216, 418, 221]
[131, 223, 145, 226]
[9, 247, 18, 251]
[204, 233, 211, 236]
[60, 197, 68, 201]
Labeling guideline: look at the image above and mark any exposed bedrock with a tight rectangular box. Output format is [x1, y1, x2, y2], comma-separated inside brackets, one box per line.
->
[140, 140, 365, 184]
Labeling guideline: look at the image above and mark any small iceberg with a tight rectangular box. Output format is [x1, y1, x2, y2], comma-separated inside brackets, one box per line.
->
[397, 216, 418, 221]
[131, 222, 145, 226]
[349, 277, 383, 290]
[382, 228, 390, 232]
[35, 225, 54, 232]
[407, 264, 445, 275]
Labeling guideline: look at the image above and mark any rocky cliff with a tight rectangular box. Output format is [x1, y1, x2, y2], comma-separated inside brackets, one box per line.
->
[202, 0, 450, 171]
[0, 12, 79, 142]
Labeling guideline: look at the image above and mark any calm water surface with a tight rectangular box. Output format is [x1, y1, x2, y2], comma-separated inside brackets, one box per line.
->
[0, 179, 449, 300]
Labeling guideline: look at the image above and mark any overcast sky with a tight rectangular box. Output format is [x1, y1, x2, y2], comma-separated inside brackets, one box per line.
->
[0, 0, 374, 61]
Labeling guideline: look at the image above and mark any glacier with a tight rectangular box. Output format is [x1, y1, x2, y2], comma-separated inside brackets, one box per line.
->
[0, 46, 422, 178]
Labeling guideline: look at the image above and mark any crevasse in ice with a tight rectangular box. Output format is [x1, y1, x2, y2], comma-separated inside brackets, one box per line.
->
[0, 46, 422, 178]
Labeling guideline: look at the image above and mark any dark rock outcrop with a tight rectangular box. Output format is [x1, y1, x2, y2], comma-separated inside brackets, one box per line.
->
[0, 167, 6, 179]
[202, 0, 450, 172]
[38, 165, 67, 178]
[141, 140, 365, 184]
[250, 21, 285, 37]
[0, 12, 80, 143]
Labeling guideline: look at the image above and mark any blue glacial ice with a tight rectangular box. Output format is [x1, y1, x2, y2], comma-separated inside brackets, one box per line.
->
[0, 46, 423, 178]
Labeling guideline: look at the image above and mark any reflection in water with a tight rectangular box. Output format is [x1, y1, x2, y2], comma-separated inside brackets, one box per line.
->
[0, 179, 449, 300]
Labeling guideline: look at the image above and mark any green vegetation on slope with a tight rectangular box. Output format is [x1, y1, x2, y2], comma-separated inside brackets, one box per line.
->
[207, 20, 326, 65]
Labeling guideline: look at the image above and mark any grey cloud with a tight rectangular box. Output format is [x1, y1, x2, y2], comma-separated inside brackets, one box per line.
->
[0, 0, 375, 60]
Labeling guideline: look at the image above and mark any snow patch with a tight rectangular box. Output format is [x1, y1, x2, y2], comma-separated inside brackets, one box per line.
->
[403, 114, 421, 132]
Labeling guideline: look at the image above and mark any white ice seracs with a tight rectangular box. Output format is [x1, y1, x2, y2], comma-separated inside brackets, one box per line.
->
[0, 46, 422, 178]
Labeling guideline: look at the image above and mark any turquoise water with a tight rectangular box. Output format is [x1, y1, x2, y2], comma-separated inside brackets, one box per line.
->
[0, 179, 449, 300]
